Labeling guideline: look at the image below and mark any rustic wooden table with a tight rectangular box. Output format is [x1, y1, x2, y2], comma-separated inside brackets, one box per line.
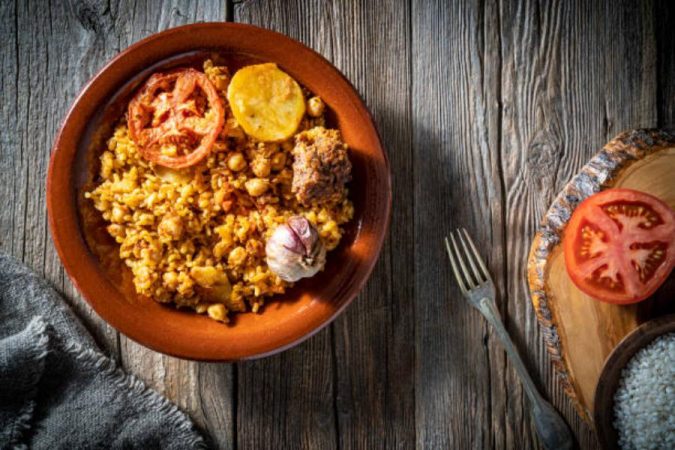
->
[1, 1, 673, 448]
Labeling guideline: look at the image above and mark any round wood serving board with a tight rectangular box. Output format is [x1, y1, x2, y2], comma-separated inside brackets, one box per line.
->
[527, 129, 675, 423]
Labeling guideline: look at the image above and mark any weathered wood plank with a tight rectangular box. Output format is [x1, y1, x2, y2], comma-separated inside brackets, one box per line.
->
[0, 1, 19, 255]
[234, 1, 416, 448]
[3, 1, 669, 449]
[235, 339, 337, 449]
[310, 1, 415, 449]
[500, 1, 657, 449]
[656, 0, 675, 128]
[232, 2, 338, 449]
[119, 337, 235, 449]
[499, 1, 580, 447]
[72, 2, 236, 449]
[0, 1, 235, 449]
[412, 1, 508, 448]
[0, 0, 123, 351]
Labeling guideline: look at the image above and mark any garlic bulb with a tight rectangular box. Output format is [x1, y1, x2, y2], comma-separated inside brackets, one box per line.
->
[266, 216, 326, 282]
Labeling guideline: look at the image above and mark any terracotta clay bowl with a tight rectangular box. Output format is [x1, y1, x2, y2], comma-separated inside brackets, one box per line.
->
[593, 314, 675, 450]
[47, 23, 391, 361]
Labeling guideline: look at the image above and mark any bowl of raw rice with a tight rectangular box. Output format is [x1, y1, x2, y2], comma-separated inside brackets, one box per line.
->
[47, 23, 391, 360]
[593, 314, 675, 450]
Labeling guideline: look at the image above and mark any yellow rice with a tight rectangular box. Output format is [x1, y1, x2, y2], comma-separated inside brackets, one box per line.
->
[85, 60, 353, 322]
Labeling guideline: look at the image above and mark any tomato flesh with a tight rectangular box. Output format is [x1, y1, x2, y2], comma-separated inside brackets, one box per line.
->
[564, 188, 675, 304]
[127, 68, 225, 169]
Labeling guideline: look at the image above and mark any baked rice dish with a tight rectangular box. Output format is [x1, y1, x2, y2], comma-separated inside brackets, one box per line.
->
[85, 59, 353, 323]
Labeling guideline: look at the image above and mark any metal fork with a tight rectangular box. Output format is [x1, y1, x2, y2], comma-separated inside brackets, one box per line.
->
[444, 229, 574, 450]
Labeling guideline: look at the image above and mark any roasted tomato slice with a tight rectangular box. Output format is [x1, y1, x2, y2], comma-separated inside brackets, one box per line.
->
[564, 188, 675, 304]
[127, 68, 225, 168]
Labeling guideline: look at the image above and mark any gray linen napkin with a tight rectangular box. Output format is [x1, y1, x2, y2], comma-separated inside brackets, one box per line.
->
[0, 253, 207, 449]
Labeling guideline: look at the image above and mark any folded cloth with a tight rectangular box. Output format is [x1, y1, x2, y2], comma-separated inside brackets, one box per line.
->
[0, 253, 207, 449]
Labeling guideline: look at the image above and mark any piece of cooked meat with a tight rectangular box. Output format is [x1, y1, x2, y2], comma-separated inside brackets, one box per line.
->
[291, 127, 352, 205]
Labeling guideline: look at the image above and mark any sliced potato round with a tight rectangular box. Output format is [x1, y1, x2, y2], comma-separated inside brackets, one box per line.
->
[227, 63, 306, 142]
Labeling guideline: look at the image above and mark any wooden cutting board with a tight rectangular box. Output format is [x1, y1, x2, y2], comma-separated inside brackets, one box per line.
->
[527, 129, 675, 423]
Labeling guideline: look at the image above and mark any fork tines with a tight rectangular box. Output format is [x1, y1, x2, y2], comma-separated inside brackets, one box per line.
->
[444, 228, 492, 293]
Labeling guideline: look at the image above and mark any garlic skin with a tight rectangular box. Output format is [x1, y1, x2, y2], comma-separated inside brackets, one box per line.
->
[266, 216, 326, 282]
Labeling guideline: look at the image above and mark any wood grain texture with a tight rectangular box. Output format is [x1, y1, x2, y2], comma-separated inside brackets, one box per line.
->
[655, 0, 675, 128]
[0, 1, 235, 449]
[231, 3, 338, 448]
[2, 0, 673, 449]
[412, 0, 508, 448]
[79, 3, 237, 449]
[234, 1, 415, 448]
[0, 0, 120, 351]
[326, 3, 415, 448]
[501, 1, 660, 448]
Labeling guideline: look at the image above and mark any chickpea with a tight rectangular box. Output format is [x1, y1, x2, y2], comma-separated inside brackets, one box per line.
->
[213, 241, 228, 258]
[190, 266, 220, 287]
[158, 215, 183, 240]
[180, 184, 195, 198]
[111, 205, 126, 223]
[270, 152, 287, 171]
[307, 96, 325, 117]
[198, 197, 211, 209]
[106, 224, 125, 240]
[251, 157, 271, 178]
[244, 178, 269, 197]
[163, 271, 179, 287]
[322, 220, 338, 234]
[207, 303, 227, 322]
[227, 152, 247, 172]
[228, 246, 247, 266]
[179, 240, 196, 255]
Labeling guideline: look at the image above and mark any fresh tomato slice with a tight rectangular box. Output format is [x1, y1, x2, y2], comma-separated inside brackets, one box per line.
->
[127, 68, 225, 169]
[564, 188, 675, 304]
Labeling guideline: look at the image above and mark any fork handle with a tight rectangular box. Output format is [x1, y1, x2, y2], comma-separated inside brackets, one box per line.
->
[477, 297, 574, 450]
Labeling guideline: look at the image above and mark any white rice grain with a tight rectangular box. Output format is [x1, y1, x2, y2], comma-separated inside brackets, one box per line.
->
[613, 332, 675, 450]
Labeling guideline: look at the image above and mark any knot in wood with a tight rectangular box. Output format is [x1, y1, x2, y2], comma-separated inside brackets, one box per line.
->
[72, 0, 108, 34]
